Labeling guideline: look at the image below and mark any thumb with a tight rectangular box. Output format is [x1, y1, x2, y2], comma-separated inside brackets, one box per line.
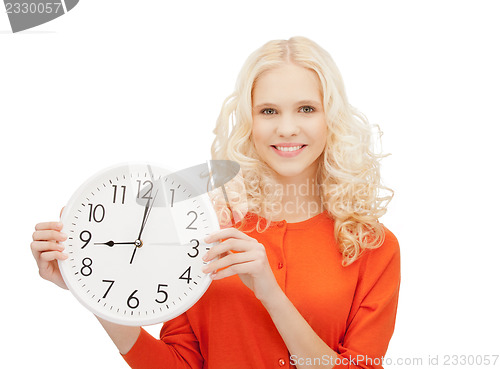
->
[60, 206, 65, 219]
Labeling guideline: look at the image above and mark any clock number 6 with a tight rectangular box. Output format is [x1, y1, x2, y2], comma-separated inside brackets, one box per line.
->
[127, 290, 140, 309]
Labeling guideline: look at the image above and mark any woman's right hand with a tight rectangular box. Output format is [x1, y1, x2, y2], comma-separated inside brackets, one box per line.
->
[31, 210, 69, 290]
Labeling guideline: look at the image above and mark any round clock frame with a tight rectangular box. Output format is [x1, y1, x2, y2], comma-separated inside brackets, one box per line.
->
[58, 162, 220, 326]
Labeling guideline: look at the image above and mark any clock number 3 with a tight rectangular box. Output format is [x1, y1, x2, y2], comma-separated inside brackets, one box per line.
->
[188, 239, 200, 258]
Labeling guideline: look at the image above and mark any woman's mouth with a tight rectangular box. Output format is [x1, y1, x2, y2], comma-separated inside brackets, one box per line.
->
[271, 144, 307, 157]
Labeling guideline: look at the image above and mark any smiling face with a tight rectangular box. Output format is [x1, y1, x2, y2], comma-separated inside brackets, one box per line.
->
[251, 63, 327, 184]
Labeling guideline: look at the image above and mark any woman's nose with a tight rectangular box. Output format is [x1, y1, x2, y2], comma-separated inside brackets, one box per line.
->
[275, 114, 300, 136]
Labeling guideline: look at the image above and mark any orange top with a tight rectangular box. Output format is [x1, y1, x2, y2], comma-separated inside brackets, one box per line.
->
[121, 210, 400, 369]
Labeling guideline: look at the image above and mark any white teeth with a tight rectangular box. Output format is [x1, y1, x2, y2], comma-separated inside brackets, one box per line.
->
[275, 145, 303, 152]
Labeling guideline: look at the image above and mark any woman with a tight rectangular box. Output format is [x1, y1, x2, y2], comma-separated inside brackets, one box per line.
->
[31, 36, 400, 369]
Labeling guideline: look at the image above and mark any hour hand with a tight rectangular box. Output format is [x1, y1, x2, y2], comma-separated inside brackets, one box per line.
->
[94, 240, 137, 247]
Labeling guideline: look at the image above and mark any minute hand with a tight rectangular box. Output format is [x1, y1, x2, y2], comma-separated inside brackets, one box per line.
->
[137, 189, 159, 240]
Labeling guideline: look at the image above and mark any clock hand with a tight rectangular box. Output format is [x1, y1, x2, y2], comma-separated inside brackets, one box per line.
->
[131, 188, 159, 265]
[129, 246, 138, 264]
[137, 188, 159, 241]
[94, 241, 139, 247]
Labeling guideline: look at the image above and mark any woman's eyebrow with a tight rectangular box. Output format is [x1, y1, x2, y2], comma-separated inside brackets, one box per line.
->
[253, 102, 278, 110]
[296, 99, 322, 106]
[253, 100, 322, 110]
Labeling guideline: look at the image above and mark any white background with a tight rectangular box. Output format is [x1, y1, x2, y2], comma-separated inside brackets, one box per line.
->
[1, 0, 499, 368]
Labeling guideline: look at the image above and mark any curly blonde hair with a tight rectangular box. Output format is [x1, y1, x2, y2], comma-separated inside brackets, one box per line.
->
[210, 36, 393, 266]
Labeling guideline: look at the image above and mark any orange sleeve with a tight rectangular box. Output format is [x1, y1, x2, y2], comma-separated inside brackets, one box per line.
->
[121, 313, 203, 369]
[335, 228, 401, 369]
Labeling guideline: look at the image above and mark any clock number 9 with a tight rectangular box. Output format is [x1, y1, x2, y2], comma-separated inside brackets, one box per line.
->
[80, 230, 92, 249]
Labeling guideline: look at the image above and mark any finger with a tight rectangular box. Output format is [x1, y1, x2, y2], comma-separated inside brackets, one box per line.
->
[31, 241, 65, 255]
[202, 250, 257, 274]
[32, 229, 67, 242]
[211, 260, 259, 280]
[60, 206, 65, 218]
[39, 250, 68, 262]
[35, 221, 64, 231]
[204, 239, 261, 261]
[204, 227, 255, 244]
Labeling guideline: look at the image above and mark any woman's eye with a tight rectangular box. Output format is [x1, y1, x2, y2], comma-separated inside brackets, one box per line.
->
[262, 108, 276, 115]
[300, 106, 315, 113]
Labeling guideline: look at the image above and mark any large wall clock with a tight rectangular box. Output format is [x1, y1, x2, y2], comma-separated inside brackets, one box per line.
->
[58, 162, 224, 326]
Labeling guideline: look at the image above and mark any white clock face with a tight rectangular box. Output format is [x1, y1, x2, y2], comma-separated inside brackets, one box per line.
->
[58, 163, 219, 326]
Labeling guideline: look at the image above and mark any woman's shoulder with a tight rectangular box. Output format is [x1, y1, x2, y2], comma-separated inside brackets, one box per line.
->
[362, 224, 400, 268]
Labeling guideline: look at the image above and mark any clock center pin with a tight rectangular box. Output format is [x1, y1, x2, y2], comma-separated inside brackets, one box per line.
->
[135, 239, 143, 248]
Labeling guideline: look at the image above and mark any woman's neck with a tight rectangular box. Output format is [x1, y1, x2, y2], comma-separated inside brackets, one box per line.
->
[272, 175, 324, 223]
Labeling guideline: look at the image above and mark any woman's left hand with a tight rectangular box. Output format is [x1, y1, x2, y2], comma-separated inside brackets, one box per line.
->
[202, 227, 281, 304]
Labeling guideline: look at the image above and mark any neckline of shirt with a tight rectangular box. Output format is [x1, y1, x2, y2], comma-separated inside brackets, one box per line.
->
[242, 210, 331, 230]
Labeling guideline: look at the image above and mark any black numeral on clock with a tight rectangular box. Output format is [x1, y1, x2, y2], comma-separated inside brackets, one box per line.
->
[179, 266, 192, 284]
[136, 180, 153, 199]
[80, 230, 92, 249]
[187, 239, 199, 258]
[102, 280, 115, 298]
[81, 258, 93, 276]
[155, 284, 169, 303]
[88, 203, 105, 223]
[186, 211, 198, 230]
[127, 290, 140, 309]
[112, 185, 126, 204]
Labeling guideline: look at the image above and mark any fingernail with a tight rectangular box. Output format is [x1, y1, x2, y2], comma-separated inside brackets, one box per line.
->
[60, 233, 68, 240]
[202, 253, 208, 261]
[204, 235, 211, 243]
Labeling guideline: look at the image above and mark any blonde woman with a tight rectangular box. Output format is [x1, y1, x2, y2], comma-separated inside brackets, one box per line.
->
[31, 36, 400, 369]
